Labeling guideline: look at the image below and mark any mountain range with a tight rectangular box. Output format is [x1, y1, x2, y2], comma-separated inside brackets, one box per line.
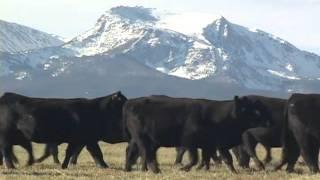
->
[0, 6, 319, 98]
[0, 20, 63, 53]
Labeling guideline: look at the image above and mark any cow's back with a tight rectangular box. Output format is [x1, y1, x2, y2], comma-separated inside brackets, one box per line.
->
[124, 97, 204, 147]
[247, 95, 286, 127]
[1, 93, 104, 143]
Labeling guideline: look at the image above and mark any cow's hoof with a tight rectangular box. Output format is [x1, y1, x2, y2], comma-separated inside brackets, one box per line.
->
[240, 165, 250, 169]
[271, 166, 280, 172]
[61, 164, 68, 169]
[4, 161, 16, 169]
[180, 166, 192, 172]
[4, 164, 15, 169]
[196, 165, 204, 170]
[309, 167, 319, 174]
[97, 163, 108, 169]
[141, 166, 148, 171]
[124, 166, 132, 172]
[285, 164, 296, 173]
[231, 170, 238, 174]
[263, 158, 272, 164]
[227, 166, 238, 174]
[26, 160, 34, 166]
[255, 162, 265, 170]
[174, 162, 183, 166]
[151, 168, 161, 174]
[256, 165, 265, 171]
[286, 168, 294, 173]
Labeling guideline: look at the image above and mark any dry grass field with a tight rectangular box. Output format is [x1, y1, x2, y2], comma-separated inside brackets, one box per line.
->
[0, 143, 319, 180]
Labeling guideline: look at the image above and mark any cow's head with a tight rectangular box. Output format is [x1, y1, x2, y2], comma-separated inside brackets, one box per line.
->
[106, 91, 127, 120]
[101, 91, 128, 143]
[111, 91, 127, 106]
[233, 96, 271, 129]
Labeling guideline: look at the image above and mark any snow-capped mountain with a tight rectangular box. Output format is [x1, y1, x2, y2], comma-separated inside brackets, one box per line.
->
[64, 6, 320, 90]
[0, 20, 64, 53]
[1, 6, 319, 97]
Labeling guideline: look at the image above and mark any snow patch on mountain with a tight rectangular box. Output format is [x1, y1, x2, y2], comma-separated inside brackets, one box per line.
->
[267, 69, 300, 80]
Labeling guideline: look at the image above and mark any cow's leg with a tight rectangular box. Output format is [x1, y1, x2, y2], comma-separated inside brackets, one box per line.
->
[231, 147, 241, 166]
[86, 143, 108, 168]
[284, 143, 300, 172]
[145, 145, 160, 173]
[141, 157, 148, 172]
[125, 141, 140, 171]
[0, 149, 17, 165]
[0, 152, 3, 165]
[135, 136, 160, 173]
[297, 136, 319, 173]
[69, 144, 84, 165]
[233, 146, 250, 168]
[273, 130, 300, 172]
[36, 144, 51, 163]
[62, 143, 80, 169]
[10, 148, 19, 164]
[1, 145, 15, 169]
[49, 144, 60, 164]
[0, 146, 19, 165]
[263, 146, 272, 164]
[20, 141, 34, 166]
[219, 149, 237, 173]
[197, 148, 211, 170]
[211, 148, 222, 165]
[175, 147, 186, 165]
[196, 149, 205, 170]
[180, 148, 198, 172]
[242, 132, 264, 170]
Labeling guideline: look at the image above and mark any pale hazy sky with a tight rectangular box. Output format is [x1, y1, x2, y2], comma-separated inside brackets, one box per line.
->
[1, 0, 319, 54]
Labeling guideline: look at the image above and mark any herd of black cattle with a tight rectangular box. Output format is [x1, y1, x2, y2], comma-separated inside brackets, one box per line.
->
[0, 92, 319, 174]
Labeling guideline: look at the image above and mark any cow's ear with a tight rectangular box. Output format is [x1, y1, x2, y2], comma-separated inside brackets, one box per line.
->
[234, 96, 240, 103]
[117, 91, 122, 96]
[112, 93, 118, 100]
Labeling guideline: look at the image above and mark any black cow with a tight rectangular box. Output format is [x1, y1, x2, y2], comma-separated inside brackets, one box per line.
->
[0, 91, 127, 169]
[124, 96, 270, 173]
[231, 95, 286, 170]
[275, 93, 320, 173]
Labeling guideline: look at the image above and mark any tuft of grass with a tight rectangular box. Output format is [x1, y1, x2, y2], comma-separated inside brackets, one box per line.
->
[1, 143, 319, 179]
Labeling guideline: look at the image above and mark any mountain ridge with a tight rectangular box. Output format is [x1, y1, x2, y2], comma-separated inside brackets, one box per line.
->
[0, 19, 64, 53]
